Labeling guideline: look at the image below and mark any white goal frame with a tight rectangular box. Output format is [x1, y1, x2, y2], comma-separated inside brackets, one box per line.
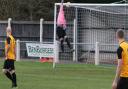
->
[54, 3, 128, 65]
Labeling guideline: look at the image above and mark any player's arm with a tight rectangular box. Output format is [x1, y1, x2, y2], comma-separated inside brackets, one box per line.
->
[14, 43, 16, 59]
[114, 59, 122, 82]
[112, 47, 123, 89]
[5, 37, 11, 57]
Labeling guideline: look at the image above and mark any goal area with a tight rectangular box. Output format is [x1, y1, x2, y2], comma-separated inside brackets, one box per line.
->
[54, 3, 128, 65]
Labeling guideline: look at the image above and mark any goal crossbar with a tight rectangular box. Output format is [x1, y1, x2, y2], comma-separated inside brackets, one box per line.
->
[55, 3, 128, 6]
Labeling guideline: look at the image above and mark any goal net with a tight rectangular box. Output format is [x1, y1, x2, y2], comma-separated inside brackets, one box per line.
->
[54, 3, 128, 65]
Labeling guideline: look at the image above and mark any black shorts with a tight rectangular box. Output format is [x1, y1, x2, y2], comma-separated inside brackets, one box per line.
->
[117, 77, 128, 89]
[3, 60, 15, 71]
[57, 29, 66, 39]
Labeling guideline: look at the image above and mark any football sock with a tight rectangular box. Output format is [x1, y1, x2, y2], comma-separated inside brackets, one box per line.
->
[60, 40, 64, 52]
[12, 73, 17, 87]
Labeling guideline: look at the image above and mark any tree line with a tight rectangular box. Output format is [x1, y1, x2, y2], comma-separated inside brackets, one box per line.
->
[0, 0, 120, 21]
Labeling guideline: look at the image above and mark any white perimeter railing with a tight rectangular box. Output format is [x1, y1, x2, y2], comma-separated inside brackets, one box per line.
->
[0, 18, 119, 65]
[0, 40, 118, 65]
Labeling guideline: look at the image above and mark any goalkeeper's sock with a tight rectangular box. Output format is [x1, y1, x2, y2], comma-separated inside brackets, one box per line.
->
[60, 40, 64, 52]
[5, 72, 13, 81]
[12, 73, 17, 87]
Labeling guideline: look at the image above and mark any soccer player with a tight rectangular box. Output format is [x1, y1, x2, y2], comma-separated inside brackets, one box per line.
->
[112, 29, 128, 89]
[2, 27, 18, 88]
[57, 24, 74, 52]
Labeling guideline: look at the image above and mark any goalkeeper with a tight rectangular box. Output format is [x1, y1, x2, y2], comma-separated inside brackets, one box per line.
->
[57, 24, 74, 52]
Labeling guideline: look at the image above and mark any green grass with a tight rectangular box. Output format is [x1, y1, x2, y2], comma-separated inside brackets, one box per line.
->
[0, 61, 116, 89]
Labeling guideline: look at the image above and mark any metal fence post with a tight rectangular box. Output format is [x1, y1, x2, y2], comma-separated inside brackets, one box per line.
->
[16, 39, 20, 61]
[95, 42, 99, 65]
[40, 18, 44, 43]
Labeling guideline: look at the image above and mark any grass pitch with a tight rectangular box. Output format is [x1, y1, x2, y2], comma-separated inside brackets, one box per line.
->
[0, 61, 115, 89]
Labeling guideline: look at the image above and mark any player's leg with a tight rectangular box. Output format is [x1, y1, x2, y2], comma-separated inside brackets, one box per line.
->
[60, 38, 64, 52]
[64, 36, 74, 52]
[2, 60, 13, 82]
[10, 61, 17, 88]
[64, 36, 71, 49]
[2, 69, 13, 81]
[10, 70, 17, 88]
